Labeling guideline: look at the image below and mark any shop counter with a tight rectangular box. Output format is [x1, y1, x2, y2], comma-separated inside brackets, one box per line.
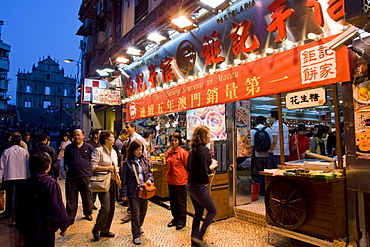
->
[151, 161, 169, 198]
[264, 174, 346, 241]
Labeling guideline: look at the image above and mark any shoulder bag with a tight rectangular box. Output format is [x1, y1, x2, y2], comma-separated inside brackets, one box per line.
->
[89, 171, 111, 192]
[131, 163, 156, 199]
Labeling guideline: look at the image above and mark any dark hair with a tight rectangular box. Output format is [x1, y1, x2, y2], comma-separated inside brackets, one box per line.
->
[62, 132, 70, 138]
[29, 152, 52, 173]
[99, 130, 114, 145]
[125, 121, 136, 130]
[190, 126, 210, 151]
[23, 131, 31, 137]
[90, 128, 99, 136]
[317, 126, 328, 139]
[143, 129, 153, 139]
[119, 129, 128, 136]
[37, 132, 48, 143]
[4, 131, 15, 140]
[126, 140, 144, 160]
[270, 111, 278, 120]
[256, 116, 266, 125]
[169, 132, 183, 145]
[11, 135, 22, 146]
[297, 124, 306, 132]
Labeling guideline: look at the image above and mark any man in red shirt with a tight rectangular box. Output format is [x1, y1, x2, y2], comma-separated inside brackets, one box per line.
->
[289, 124, 310, 161]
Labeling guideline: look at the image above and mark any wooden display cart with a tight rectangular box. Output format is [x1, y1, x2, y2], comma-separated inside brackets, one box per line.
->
[264, 175, 347, 241]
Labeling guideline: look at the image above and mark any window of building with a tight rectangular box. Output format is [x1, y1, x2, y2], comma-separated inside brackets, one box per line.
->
[58, 86, 61, 92]
[135, 0, 148, 25]
[24, 101, 31, 108]
[43, 101, 51, 108]
[34, 85, 38, 91]
[26, 86, 31, 93]
[46, 74, 51, 80]
[45, 86, 50, 95]
[64, 89, 68, 96]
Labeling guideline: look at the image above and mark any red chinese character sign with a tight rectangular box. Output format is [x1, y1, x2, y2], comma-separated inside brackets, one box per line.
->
[229, 19, 260, 55]
[201, 31, 225, 65]
[266, 0, 294, 42]
[126, 35, 350, 121]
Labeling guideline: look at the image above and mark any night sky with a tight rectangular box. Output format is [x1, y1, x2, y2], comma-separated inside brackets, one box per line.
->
[0, 0, 81, 105]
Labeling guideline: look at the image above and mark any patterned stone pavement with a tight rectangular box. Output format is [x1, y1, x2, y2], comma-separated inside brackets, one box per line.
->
[0, 179, 316, 247]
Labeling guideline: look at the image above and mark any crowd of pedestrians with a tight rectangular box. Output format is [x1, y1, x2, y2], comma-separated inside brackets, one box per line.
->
[0, 123, 220, 247]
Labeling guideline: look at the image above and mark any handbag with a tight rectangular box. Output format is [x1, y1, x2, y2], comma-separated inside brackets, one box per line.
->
[132, 163, 156, 199]
[89, 171, 111, 192]
[0, 190, 5, 214]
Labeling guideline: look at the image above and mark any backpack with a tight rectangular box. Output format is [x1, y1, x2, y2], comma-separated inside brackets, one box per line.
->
[254, 127, 271, 152]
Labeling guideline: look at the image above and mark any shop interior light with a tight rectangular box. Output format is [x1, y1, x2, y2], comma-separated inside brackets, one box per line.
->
[307, 33, 321, 41]
[200, 0, 227, 8]
[171, 16, 195, 29]
[147, 32, 169, 44]
[115, 56, 130, 64]
[126, 46, 145, 56]
[220, 62, 227, 70]
[96, 69, 110, 77]
[233, 59, 241, 65]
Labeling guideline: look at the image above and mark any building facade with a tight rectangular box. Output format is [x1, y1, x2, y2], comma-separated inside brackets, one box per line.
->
[0, 20, 11, 114]
[16, 56, 76, 109]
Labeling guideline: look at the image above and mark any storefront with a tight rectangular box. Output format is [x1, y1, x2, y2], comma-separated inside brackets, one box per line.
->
[83, 0, 366, 244]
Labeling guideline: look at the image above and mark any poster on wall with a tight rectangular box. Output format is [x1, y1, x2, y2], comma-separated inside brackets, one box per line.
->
[236, 100, 251, 157]
[187, 104, 226, 141]
[353, 80, 370, 159]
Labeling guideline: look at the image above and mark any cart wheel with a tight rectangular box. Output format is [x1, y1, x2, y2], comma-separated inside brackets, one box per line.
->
[265, 179, 307, 230]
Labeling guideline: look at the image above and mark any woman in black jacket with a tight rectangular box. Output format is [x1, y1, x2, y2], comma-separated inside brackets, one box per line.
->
[120, 140, 154, 245]
[187, 126, 218, 247]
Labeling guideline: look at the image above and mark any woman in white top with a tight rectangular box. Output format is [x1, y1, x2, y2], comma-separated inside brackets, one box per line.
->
[58, 132, 71, 179]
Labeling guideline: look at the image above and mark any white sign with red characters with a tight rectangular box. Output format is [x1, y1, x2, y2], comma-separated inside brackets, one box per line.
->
[129, 102, 137, 120]
[300, 44, 336, 85]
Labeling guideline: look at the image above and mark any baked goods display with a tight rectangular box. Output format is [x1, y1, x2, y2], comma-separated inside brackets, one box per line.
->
[354, 105, 370, 159]
[236, 107, 249, 127]
[353, 81, 370, 103]
[356, 130, 370, 152]
[187, 104, 226, 140]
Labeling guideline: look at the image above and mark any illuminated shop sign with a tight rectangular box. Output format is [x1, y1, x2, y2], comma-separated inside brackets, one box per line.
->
[126, 36, 350, 121]
[124, 0, 349, 120]
[92, 88, 121, 106]
[285, 88, 327, 110]
[82, 78, 107, 102]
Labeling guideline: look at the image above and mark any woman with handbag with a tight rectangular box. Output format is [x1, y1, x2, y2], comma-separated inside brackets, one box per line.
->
[187, 126, 218, 247]
[165, 132, 189, 230]
[120, 140, 154, 245]
[90, 130, 121, 241]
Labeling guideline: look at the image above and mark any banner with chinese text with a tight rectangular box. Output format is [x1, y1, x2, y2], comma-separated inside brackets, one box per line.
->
[127, 36, 350, 121]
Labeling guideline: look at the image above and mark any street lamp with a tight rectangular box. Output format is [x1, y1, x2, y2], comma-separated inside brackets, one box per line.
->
[64, 59, 81, 83]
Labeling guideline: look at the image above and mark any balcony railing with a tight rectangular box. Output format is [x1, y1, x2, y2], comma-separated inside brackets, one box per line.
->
[0, 79, 8, 91]
[0, 100, 7, 111]
[0, 59, 10, 71]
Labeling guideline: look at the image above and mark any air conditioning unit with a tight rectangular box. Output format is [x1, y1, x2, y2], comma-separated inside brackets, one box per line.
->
[96, 31, 106, 49]
[97, 0, 108, 18]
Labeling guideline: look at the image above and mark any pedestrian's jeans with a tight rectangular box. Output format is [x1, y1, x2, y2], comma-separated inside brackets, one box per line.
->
[187, 183, 218, 240]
